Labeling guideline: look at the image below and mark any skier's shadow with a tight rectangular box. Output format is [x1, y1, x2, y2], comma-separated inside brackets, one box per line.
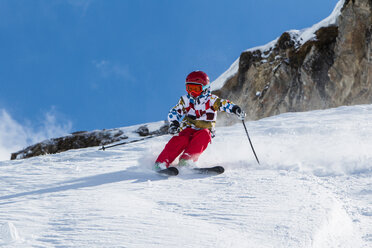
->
[0, 167, 167, 205]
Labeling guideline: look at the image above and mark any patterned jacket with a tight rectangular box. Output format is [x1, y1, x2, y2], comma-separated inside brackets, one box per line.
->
[168, 90, 237, 134]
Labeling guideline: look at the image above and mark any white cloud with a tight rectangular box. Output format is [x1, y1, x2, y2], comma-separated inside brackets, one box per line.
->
[0, 108, 72, 161]
[93, 60, 135, 82]
[66, 0, 93, 16]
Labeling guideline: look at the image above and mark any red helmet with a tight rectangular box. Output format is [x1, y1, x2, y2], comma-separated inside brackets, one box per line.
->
[185, 71, 210, 86]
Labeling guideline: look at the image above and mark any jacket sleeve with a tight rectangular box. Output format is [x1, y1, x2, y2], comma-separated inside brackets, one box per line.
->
[168, 97, 186, 123]
[212, 97, 237, 114]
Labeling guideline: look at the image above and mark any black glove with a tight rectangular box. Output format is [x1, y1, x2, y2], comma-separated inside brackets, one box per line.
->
[232, 105, 246, 121]
[168, 121, 180, 135]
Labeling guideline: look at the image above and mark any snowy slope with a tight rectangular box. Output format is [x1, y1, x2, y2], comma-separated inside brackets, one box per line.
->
[0, 104, 371, 247]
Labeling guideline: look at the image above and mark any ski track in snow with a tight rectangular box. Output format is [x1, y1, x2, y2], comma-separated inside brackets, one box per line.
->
[0, 104, 371, 247]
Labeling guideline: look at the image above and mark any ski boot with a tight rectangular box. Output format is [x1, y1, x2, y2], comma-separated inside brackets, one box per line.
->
[154, 162, 167, 171]
[178, 159, 195, 168]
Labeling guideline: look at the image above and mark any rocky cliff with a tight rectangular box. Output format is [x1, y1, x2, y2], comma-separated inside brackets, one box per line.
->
[213, 0, 372, 121]
[11, 122, 169, 160]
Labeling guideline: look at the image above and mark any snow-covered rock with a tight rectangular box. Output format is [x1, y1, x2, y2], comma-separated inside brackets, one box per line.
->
[213, 0, 372, 124]
[11, 121, 169, 160]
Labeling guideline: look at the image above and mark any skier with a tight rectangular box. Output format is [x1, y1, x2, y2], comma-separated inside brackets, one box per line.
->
[154, 70, 246, 171]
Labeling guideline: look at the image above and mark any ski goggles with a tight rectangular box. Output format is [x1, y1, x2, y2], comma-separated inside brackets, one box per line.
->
[186, 83, 203, 94]
[186, 83, 210, 94]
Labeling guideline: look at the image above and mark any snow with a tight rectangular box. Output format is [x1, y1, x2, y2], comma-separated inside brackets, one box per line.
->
[211, 57, 239, 92]
[0, 223, 21, 244]
[0, 109, 72, 162]
[115, 120, 166, 142]
[0, 103, 371, 247]
[295, 0, 345, 45]
[211, 0, 346, 91]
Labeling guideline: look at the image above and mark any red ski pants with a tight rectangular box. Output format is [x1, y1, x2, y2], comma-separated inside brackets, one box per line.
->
[156, 128, 212, 167]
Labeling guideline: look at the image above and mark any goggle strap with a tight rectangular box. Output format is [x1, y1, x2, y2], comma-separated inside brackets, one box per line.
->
[202, 84, 210, 91]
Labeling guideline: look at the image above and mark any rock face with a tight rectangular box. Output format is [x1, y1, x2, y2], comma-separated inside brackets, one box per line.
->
[11, 123, 170, 160]
[214, 0, 372, 121]
[11, 129, 128, 160]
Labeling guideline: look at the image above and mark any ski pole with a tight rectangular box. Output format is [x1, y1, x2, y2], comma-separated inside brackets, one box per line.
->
[99, 135, 157, 151]
[242, 120, 260, 165]
[99, 141, 129, 151]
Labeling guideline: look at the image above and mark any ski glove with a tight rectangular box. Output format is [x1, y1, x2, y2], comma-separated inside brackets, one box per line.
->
[232, 105, 246, 121]
[168, 121, 180, 135]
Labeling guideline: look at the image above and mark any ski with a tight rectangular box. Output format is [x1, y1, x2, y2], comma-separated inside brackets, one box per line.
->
[193, 166, 224, 174]
[157, 167, 179, 176]
[156, 166, 224, 176]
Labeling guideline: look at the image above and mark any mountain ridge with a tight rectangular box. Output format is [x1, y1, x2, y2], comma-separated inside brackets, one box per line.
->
[213, 0, 372, 122]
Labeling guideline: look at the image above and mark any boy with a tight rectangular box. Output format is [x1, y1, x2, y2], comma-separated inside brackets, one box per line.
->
[155, 70, 245, 170]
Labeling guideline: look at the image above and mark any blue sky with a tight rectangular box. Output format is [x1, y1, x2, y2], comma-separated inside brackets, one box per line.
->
[0, 0, 339, 135]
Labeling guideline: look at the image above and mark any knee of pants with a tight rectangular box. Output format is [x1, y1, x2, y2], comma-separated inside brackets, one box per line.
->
[195, 129, 212, 143]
